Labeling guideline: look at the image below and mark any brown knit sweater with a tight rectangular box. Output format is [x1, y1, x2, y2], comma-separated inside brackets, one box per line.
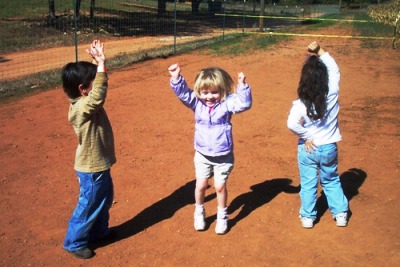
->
[68, 72, 116, 173]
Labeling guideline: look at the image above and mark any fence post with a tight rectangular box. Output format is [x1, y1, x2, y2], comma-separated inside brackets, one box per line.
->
[174, 0, 177, 54]
[74, 0, 79, 62]
[259, 0, 265, 32]
[242, 0, 246, 35]
[393, 17, 399, 49]
[222, 0, 226, 41]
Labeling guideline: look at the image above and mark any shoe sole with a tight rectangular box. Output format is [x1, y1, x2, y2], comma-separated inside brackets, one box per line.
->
[215, 230, 227, 235]
[194, 221, 206, 231]
[67, 249, 93, 259]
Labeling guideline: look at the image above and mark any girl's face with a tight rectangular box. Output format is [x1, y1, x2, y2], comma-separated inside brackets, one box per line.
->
[199, 86, 221, 107]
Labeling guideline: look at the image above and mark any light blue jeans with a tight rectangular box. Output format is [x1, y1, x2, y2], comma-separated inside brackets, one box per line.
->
[297, 143, 348, 219]
[63, 169, 114, 251]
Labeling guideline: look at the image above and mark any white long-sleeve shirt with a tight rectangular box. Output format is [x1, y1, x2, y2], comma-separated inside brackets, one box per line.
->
[287, 52, 342, 146]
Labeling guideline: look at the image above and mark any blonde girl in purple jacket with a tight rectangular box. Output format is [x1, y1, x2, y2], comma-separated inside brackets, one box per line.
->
[168, 63, 252, 234]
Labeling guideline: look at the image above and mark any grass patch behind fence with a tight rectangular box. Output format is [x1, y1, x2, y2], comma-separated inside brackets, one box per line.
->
[351, 12, 395, 48]
[206, 33, 287, 55]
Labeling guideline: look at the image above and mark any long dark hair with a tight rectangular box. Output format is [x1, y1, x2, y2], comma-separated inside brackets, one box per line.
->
[297, 55, 329, 120]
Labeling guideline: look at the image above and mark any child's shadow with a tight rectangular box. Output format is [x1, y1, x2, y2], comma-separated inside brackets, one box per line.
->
[226, 178, 300, 231]
[316, 168, 367, 222]
[90, 179, 215, 249]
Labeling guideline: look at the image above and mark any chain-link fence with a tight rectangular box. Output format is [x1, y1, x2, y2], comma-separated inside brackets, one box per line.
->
[0, 0, 387, 83]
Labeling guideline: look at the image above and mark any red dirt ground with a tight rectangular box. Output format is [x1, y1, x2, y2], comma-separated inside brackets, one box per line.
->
[1, 29, 400, 266]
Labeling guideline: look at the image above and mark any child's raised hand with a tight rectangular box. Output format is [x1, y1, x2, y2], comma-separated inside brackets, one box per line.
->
[307, 41, 325, 56]
[307, 41, 320, 54]
[86, 40, 105, 64]
[238, 72, 246, 86]
[168, 63, 181, 81]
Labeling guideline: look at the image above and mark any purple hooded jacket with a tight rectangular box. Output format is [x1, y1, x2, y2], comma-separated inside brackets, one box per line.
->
[170, 76, 252, 157]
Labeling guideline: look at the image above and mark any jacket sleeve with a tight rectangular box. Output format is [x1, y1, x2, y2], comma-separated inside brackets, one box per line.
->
[227, 83, 252, 114]
[170, 76, 197, 110]
[320, 52, 340, 95]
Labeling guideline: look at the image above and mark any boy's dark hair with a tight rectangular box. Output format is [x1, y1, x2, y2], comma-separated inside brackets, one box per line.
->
[297, 55, 329, 120]
[61, 61, 97, 99]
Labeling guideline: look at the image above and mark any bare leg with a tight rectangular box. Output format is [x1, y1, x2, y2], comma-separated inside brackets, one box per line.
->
[214, 182, 227, 208]
[194, 178, 208, 231]
[214, 181, 228, 234]
[195, 178, 208, 205]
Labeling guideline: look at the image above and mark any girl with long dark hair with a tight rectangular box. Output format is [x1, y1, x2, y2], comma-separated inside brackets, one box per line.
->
[287, 41, 349, 229]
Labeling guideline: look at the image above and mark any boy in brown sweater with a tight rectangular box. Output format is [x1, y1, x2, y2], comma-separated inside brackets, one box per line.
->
[62, 40, 116, 259]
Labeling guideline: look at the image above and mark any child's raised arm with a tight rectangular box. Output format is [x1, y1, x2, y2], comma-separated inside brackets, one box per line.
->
[86, 40, 106, 72]
[168, 63, 181, 82]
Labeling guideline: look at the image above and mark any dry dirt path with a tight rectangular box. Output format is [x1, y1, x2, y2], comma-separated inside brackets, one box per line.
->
[0, 34, 222, 81]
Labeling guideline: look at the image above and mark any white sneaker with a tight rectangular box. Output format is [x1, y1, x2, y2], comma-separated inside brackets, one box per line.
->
[215, 217, 228, 235]
[194, 211, 206, 231]
[300, 216, 314, 229]
[335, 212, 348, 227]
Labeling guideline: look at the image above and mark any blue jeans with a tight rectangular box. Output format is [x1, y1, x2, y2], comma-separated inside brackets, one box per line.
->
[298, 143, 348, 219]
[63, 169, 114, 251]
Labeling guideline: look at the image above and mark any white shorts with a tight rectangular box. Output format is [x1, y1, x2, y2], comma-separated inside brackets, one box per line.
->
[194, 151, 234, 184]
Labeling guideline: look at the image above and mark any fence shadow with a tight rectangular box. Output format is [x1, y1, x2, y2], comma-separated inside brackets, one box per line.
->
[316, 168, 367, 222]
[226, 178, 300, 231]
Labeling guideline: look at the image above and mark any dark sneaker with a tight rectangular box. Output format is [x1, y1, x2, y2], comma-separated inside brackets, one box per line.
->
[68, 247, 94, 259]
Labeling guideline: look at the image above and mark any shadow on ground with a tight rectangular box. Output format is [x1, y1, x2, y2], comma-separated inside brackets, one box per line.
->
[316, 168, 367, 221]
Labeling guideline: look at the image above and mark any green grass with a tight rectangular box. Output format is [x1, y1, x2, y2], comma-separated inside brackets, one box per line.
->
[0, 0, 53, 19]
[207, 33, 286, 55]
[352, 13, 394, 37]
[0, 0, 130, 19]
[281, 11, 394, 48]
[0, 0, 203, 19]
[0, 70, 61, 103]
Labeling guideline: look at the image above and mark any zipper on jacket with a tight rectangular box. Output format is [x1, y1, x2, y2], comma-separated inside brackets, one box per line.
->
[208, 106, 213, 126]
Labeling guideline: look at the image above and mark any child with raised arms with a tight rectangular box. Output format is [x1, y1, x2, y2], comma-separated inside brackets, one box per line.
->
[61, 40, 116, 259]
[168, 64, 252, 234]
[287, 41, 349, 229]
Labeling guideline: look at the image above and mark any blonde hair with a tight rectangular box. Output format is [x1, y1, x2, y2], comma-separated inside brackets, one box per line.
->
[193, 67, 234, 101]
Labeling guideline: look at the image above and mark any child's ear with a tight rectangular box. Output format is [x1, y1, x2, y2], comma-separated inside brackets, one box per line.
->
[78, 84, 88, 96]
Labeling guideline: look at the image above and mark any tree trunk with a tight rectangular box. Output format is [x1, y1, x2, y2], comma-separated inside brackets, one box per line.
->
[90, 0, 96, 20]
[259, 0, 265, 32]
[49, 0, 55, 19]
[158, 0, 167, 15]
[192, 0, 201, 14]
